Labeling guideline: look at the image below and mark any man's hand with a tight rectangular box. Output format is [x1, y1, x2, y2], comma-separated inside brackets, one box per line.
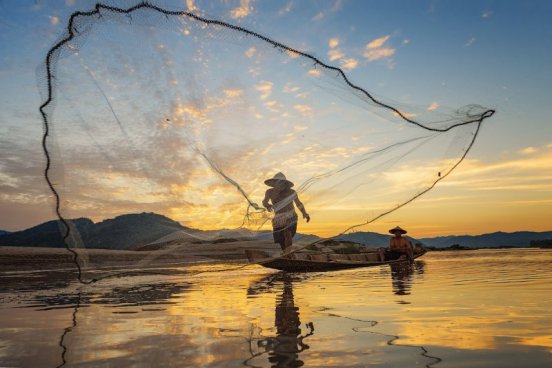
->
[265, 204, 273, 212]
[304, 213, 310, 223]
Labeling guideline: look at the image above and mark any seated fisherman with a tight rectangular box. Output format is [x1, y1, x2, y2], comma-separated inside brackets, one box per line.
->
[379, 226, 414, 261]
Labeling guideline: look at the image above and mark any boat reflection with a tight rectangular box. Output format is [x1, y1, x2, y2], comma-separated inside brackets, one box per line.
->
[248, 273, 314, 367]
[390, 260, 425, 297]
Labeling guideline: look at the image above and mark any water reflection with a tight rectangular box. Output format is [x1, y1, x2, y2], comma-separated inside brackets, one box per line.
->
[2, 250, 551, 368]
[248, 273, 314, 367]
[390, 260, 425, 298]
[57, 292, 80, 368]
[17, 278, 193, 367]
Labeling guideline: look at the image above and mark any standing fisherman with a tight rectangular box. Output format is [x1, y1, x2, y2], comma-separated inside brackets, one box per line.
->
[262, 172, 310, 253]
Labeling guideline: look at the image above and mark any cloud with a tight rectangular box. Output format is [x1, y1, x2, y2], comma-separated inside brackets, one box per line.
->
[481, 10, 493, 18]
[230, 0, 253, 19]
[278, 1, 293, 15]
[49, 16, 59, 26]
[328, 49, 344, 61]
[311, 0, 343, 21]
[186, 0, 198, 11]
[391, 111, 416, 118]
[263, 99, 279, 112]
[283, 83, 300, 93]
[427, 102, 439, 111]
[293, 104, 312, 116]
[340, 58, 358, 71]
[245, 47, 256, 59]
[440, 145, 552, 192]
[328, 38, 340, 48]
[255, 80, 273, 100]
[364, 35, 396, 62]
[364, 48, 395, 62]
[519, 146, 537, 155]
[312, 12, 324, 21]
[464, 37, 476, 47]
[307, 69, 321, 77]
[367, 35, 390, 49]
[223, 89, 243, 98]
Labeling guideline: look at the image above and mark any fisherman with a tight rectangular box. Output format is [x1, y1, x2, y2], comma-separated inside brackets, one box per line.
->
[262, 172, 310, 253]
[379, 226, 414, 261]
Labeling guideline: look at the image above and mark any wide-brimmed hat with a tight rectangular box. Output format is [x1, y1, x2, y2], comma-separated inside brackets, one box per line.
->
[264, 172, 294, 188]
[389, 226, 407, 234]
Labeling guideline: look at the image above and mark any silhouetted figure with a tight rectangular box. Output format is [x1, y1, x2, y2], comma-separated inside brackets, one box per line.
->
[263, 173, 310, 253]
[268, 277, 313, 367]
[379, 226, 414, 261]
[390, 260, 425, 296]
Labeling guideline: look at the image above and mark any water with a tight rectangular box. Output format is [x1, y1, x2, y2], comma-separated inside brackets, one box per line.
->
[1, 249, 551, 367]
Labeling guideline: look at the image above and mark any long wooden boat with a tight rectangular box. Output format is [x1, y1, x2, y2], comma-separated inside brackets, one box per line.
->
[245, 248, 427, 272]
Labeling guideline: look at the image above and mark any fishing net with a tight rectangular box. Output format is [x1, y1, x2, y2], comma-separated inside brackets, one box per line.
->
[38, 2, 494, 282]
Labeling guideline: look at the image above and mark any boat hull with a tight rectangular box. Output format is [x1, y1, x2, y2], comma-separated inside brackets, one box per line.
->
[247, 250, 426, 272]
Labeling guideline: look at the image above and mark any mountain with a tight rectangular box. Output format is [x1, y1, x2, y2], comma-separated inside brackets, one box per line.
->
[86, 213, 189, 249]
[0, 218, 94, 248]
[0, 213, 317, 250]
[2, 214, 551, 250]
[418, 231, 552, 248]
[337, 230, 552, 249]
[0, 213, 187, 250]
[0, 230, 11, 236]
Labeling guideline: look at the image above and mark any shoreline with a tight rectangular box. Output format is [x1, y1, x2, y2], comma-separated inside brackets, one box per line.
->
[0, 240, 280, 273]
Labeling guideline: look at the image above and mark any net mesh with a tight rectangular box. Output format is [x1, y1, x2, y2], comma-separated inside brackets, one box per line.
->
[38, 2, 495, 283]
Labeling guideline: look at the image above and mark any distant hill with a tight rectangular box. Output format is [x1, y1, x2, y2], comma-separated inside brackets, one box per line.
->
[0, 213, 317, 250]
[418, 231, 552, 248]
[1, 214, 551, 250]
[86, 213, 189, 249]
[336, 230, 552, 249]
[0, 218, 94, 248]
[0, 213, 188, 250]
[0, 230, 11, 236]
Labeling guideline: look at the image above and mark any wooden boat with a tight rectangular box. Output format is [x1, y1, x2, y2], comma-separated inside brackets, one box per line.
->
[245, 248, 427, 272]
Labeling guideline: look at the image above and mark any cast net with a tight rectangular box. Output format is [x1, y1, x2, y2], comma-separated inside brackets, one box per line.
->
[38, 2, 494, 282]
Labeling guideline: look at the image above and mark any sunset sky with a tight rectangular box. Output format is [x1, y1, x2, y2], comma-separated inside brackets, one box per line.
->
[1, 0, 551, 237]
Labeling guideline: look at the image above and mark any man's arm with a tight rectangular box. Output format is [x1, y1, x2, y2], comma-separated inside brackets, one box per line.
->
[262, 189, 273, 211]
[293, 194, 310, 222]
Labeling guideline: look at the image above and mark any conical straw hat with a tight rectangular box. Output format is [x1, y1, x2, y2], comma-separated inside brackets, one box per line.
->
[264, 172, 294, 187]
[389, 226, 407, 234]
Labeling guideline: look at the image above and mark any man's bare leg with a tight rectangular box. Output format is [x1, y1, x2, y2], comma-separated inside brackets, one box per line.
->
[378, 248, 386, 262]
[283, 230, 293, 253]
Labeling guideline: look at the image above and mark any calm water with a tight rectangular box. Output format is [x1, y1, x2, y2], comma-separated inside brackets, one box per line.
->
[1, 249, 551, 367]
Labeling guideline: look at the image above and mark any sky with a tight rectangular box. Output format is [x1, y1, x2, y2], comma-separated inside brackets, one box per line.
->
[0, 0, 551, 237]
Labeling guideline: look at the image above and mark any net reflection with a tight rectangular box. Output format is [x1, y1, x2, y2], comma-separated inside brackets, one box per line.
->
[247, 273, 314, 367]
[390, 260, 425, 297]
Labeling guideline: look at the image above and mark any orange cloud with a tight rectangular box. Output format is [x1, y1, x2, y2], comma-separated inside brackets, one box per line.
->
[255, 81, 273, 100]
[364, 35, 396, 63]
[341, 58, 358, 71]
[367, 35, 390, 49]
[427, 102, 439, 111]
[230, 0, 253, 19]
[328, 49, 344, 61]
[328, 38, 340, 48]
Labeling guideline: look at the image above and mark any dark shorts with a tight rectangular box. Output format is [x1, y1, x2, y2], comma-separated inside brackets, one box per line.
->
[273, 221, 297, 245]
[384, 249, 406, 261]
